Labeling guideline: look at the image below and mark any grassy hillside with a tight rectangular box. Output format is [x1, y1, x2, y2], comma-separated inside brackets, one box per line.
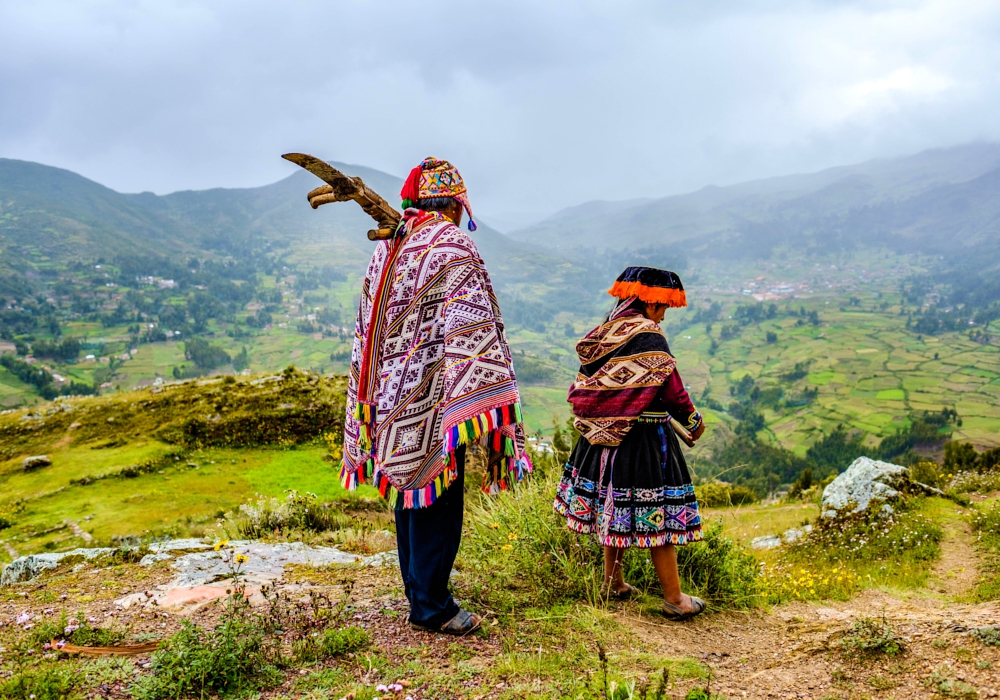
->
[0, 368, 374, 562]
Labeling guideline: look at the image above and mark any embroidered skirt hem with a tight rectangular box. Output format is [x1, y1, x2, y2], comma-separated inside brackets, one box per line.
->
[553, 422, 702, 549]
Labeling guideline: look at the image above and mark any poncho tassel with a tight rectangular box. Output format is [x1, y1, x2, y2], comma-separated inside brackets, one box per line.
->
[342, 402, 531, 511]
[369, 460, 458, 511]
[353, 401, 376, 452]
[442, 402, 532, 496]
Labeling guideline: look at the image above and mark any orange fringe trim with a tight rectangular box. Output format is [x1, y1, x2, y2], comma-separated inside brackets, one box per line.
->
[608, 280, 687, 307]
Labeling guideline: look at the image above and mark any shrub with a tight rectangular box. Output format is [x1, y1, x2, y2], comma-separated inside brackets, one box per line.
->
[785, 502, 942, 567]
[909, 460, 944, 487]
[834, 615, 904, 658]
[973, 626, 1000, 647]
[26, 611, 125, 648]
[970, 502, 1000, 601]
[0, 664, 79, 700]
[221, 490, 364, 539]
[132, 572, 282, 700]
[695, 482, 757, 508]
[951, 469, 1000, 495]
[624, 519, 766, 611]
[462, 463, 603, 612]
[294, 626, 371, 662]
[462, 465, 766, 612]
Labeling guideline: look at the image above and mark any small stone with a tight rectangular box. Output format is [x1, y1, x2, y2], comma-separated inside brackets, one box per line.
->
[22, 455, 52, 471]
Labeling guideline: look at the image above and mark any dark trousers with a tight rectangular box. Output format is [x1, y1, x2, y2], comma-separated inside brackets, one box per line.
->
[394, 447, 465, 627]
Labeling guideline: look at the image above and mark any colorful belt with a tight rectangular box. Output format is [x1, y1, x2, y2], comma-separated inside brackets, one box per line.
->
[636, 411, 674, 424]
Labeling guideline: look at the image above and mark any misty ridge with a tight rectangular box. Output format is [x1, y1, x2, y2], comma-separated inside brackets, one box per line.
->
[3, 142, 1000, 303]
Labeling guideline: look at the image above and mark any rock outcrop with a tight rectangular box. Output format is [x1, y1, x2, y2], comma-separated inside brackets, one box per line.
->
[821, 456, 908, 518]
[22, 454, 52, 471]
[1, 538, 397, 588]
[0, 538, 210, 585]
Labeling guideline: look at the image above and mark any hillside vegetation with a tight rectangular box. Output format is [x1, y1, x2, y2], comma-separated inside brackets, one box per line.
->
[0, 368, 364, 559]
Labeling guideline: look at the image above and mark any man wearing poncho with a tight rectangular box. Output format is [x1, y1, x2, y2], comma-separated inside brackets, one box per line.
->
[342, 157, 531, 635]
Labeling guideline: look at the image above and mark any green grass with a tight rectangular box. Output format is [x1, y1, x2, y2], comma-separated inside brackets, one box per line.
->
[0, 370, 357, 560]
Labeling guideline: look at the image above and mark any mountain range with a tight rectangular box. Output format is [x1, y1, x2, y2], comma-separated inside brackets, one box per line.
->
[0, 157, 574, 297]
[3, 142, 1000, 301]
[511, 143, 1000, 262]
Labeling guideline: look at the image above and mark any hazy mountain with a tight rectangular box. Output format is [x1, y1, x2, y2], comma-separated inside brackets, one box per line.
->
[0, 157, 569, 287]
[510, 143, 1000, 258]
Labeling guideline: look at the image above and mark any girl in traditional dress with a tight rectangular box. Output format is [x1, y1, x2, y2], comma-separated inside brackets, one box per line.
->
[554, 266, 706, 621]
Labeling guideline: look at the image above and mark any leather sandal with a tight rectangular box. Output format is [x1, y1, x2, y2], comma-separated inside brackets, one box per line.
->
[600, 583, 638, 601]
[410, 608, 482, 636]
[660, 595, 706, 621]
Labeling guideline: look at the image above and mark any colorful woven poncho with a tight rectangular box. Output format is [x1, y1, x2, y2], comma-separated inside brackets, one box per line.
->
[568, 302, 702, 446]
[342, 209, 531, 509]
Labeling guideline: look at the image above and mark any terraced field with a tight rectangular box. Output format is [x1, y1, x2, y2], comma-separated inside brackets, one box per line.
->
[671, 304, 1000, 453]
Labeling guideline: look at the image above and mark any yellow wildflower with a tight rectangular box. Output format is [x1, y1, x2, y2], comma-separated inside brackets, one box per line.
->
[501, 544, 513, 551]
[214, 539, 229, 551]
[235, 554, 248, 564]
[508, 532, 519, 541]
[490, 523, 500, 529]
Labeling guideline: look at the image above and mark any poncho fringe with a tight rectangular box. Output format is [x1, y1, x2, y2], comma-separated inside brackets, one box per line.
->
[340, 402, 530, 509]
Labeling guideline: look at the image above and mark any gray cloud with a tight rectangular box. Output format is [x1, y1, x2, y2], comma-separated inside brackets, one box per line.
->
[1, 0, 999, 228]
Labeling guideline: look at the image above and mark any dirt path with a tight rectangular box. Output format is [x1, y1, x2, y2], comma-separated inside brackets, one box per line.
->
[929, 505, 980, 599]
[64, 519, 94, 543]
[624, 592, 1000, 698]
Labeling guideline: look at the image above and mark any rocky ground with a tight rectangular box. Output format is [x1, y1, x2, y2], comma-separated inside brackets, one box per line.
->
[2, 535, 1000, 699]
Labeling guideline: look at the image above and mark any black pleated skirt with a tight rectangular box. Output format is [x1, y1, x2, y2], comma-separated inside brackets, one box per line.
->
[553, 422, 703, 548]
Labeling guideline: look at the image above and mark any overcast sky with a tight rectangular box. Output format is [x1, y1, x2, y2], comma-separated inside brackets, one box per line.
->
[1, 0, 999, 229]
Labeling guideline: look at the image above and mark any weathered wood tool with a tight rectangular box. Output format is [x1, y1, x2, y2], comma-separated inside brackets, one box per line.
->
[669, 416, 696, 448]
[53, 638, 160, 656]
[281, 153, 401, 241]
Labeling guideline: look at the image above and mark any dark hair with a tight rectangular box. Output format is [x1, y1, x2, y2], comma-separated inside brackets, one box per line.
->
[603, 296, 645, 322]
[414, 197, 457, 212]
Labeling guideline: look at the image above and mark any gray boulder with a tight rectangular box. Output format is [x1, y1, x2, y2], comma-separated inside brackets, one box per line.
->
[821, 456, 908, 518]
[1, 539, 212, 585]
[23, 455, 52, 471]
[1, 548, 114, 585]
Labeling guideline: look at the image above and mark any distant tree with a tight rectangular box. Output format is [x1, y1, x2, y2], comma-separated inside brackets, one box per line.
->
[806, 426, 865, 476]
[788, 467, 814, 498]
[730, 374, 756, 399]
[233, 346, 249, 372]
[943, 441, 979, 473]
[184, 338, 231, 369]
[514, 355, 556, 385]
[780, 361, 810, 381]
[31, 337, 81, 362]
[766, 331, 778, 344]
[720, 323, 740, 340]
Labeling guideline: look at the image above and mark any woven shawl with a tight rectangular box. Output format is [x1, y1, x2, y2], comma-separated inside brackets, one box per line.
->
[568, 309, 677, 446]
[342, 211, 530, 509]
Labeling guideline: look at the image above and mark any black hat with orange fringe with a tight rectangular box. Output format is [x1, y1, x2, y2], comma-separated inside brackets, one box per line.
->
[608, 266, 687, 307]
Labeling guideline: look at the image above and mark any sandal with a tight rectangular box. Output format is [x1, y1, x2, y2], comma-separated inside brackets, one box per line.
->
[660, 595, 706, 622]
[600, 583, 638, 601]
[410, 608, 482, 636]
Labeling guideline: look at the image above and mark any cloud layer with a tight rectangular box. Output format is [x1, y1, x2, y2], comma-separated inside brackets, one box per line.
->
[1, 0, 999, 227]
